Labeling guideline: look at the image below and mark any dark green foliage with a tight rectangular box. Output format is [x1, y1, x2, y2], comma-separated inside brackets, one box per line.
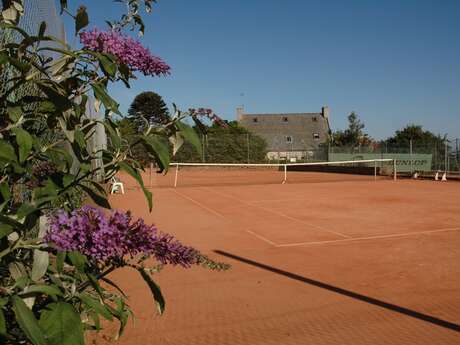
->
[332, 112, 373, 147]
[383, 124, 446, 149]
[174, 121, 268, 163]
[128, 91, 170, 130]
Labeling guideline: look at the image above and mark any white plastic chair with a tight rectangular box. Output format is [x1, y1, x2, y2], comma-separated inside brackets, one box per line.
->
[110, 176, 125, 194]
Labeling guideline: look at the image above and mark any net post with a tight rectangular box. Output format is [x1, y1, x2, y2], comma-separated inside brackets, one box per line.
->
[374, 160, 377, 181]
[393, 159, 397, 181]
[283, 164, 287, 184]
[174, 163, 179, 188]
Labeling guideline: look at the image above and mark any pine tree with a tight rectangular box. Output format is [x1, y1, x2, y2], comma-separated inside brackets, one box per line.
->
[128, 91, 170, 131]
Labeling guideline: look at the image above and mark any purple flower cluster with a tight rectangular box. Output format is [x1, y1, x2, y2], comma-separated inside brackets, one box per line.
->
[80, 29, 171, 77]
[189, 108, 228, 128]
[45, 206, 198, 266]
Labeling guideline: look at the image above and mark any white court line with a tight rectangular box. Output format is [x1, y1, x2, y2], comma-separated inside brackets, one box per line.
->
[202, 187, 351, 239]
[275, 227, 460, 248]
[172, 190, 227, 219]
[245, 230, 277, 246]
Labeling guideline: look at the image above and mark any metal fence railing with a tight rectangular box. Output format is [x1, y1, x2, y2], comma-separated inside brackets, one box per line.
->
[172, 134, 460, 173]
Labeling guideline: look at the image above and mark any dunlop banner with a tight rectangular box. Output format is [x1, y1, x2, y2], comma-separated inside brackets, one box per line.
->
[329, 153, 433, 172]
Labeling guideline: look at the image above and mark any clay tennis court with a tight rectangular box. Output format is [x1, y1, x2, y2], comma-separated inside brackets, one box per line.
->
[93, 169, 460, 345]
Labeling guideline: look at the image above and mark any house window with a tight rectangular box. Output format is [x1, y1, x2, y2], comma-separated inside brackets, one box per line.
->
[253, 118, 258, 123]
[313, 133, 320, 140]
[282, 117, 288, 122]
[286, 136, 293, 143]
[312, 117, 317, 122]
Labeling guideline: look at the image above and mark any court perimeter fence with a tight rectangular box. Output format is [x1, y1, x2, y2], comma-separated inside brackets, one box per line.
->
[174, 134, 460, 174]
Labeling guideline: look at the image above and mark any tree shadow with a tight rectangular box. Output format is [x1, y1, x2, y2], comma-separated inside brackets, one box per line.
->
[214, 250, 460, 333]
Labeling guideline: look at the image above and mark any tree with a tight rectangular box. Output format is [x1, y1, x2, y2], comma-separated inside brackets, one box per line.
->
[128, 91, 170, 130]
[332, 112, 373, 147]
[384, 124, 446, 148]
[174, 121, 268, 163]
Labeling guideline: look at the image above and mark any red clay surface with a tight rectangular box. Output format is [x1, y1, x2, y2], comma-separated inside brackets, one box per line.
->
[92, 170, 460, 345]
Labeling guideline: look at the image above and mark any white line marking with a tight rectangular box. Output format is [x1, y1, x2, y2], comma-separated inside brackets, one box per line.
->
[172, 190, 227, 219]
[275, 227, 460, 248]
[202, 187, 350, 239]
[246, 230, 277, 246]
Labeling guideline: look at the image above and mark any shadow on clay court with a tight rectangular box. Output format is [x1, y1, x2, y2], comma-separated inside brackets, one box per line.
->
[214, 250, 460, 334]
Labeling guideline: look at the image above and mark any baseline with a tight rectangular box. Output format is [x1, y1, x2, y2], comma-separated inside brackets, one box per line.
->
[275, 227, 460, 248]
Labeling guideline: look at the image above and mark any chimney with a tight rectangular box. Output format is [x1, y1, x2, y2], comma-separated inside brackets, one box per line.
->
[236, 106, 244, 121]
[322, 106, 330, 120]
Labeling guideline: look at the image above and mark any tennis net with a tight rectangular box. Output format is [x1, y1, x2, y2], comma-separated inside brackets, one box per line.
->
[152, 159, 397, 188]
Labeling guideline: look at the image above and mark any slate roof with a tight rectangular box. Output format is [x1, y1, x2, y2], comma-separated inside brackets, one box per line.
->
[238, 109, 330, 152]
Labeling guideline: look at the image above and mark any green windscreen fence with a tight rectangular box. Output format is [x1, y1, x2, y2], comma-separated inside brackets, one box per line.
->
[329, 153, 432, 173]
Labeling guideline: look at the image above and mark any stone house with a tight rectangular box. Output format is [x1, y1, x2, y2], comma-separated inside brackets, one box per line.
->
[237, 107, 331, 161]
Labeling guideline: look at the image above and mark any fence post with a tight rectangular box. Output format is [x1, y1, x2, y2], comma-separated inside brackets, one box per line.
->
[246, 133, 250, 164]
[409, 139, 413, 174]
[445, 140, 448, 173]
[174, 163, 179, 188]
[393, 159, 397, 181]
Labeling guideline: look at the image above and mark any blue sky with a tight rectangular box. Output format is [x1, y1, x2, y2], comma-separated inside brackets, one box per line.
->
[63, 0, 460, 140]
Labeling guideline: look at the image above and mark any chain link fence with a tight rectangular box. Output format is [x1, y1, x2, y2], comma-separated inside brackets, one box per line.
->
[329, 139, 460, 173]
[173, 134, 460, 173]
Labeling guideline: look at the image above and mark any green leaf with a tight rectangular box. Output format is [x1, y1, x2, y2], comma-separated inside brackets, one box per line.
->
[138, 267, 165, 315]
[119, 162, 152, 211]
[92, 83, 120, 115]
[38, 21, 47, 37]
[12, 296, 48, 345]
[0, 308, 6, 343]
[21, 285, 62, 298]
[0, 214, 25, 230]
[103, 119, 121, 149]
[75, 6, 89, 35]
[67, 251, 87, 272]
[12, 128, 33, 163]
[85, 273, 104, 297]
[56, 252, 66, 273]
[59, 0, 67, 14]
[79, 184, 110, 209]
[177, 121, 202, 156]
[78, 293, 113, 321]
[39, 302, 84, 345]
[38, 100, 57, 113]
[9, 262, 27, 281]
[16, 203, 37, 220]
[7, 105, 22, 122]
[0, 182, 11, 212]
[34, 180, 59, 206]
[97, 53, 117, 78]
[0, 224, 13, 239]
[0, 140, 17, 162]
[143, 135, 170, 171]
[100, 277, 127, 298]
[31, 250, 49, 281]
